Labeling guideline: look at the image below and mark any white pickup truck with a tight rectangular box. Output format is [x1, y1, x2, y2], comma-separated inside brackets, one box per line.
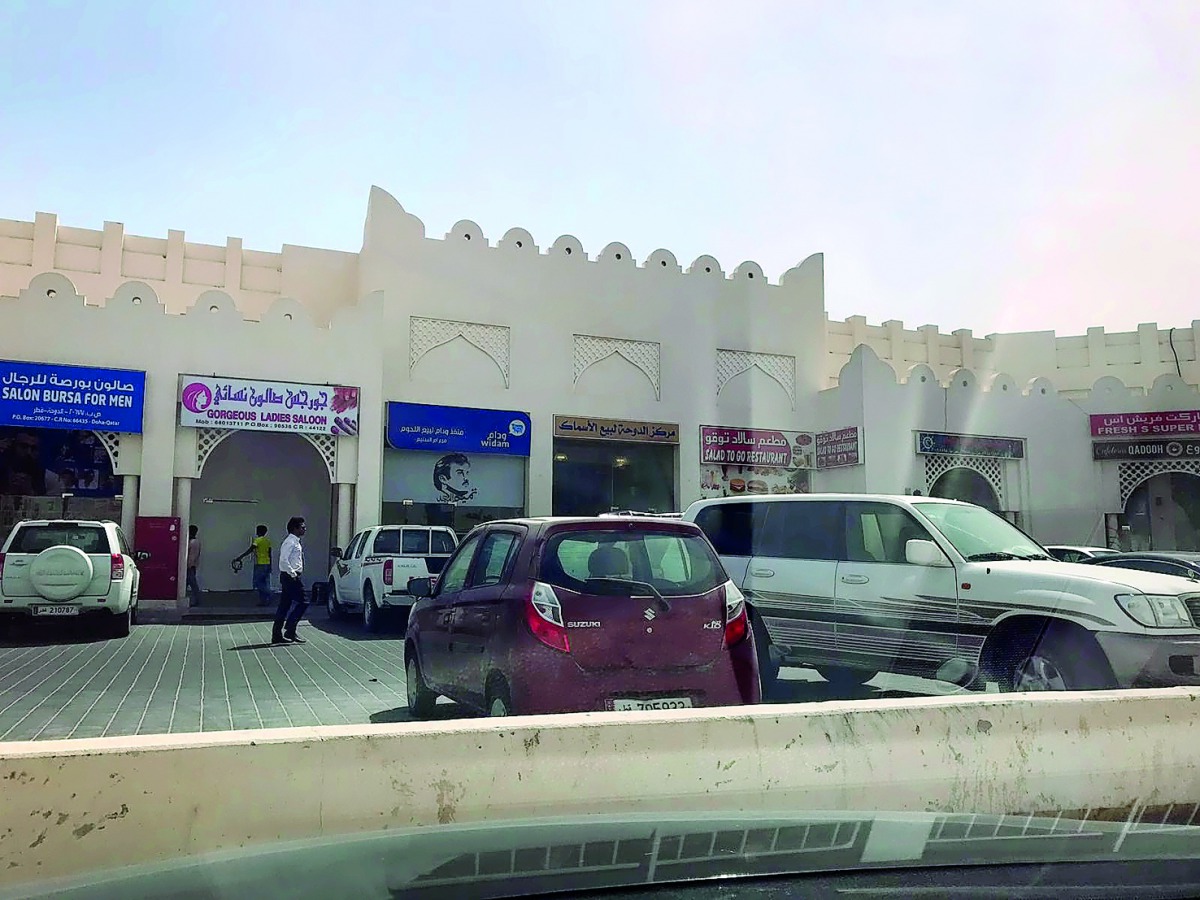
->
[326, 525, 458, 632]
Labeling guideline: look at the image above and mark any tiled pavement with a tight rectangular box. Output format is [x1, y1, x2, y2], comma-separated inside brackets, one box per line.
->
[0, 613, 452, 742]
[0, 612, 962, 742]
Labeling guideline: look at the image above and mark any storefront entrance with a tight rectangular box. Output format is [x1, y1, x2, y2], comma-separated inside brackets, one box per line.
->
[0, 426, 122, 538]
[929, 467, 1002, 512]
[190, 430, 333, 605]
[382, 402, 530, 536]
[551, 416, 680, 516]
[1122, 472, 1200, 552]
[176, 374, 359, 609]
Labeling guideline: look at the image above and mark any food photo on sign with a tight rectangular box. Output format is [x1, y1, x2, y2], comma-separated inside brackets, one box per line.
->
[698, 426, 814, 499]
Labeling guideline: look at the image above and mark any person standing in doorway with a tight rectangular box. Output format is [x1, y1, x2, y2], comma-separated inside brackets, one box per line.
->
[272, 516, 308, 644]
[186, 525, 202, 607]
[233, 525, 273, 606]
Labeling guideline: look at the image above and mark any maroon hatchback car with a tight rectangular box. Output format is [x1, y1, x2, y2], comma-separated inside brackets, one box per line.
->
[403, 517, 761, 717]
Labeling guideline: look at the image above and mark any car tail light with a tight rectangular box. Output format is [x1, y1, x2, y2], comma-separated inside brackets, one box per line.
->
[525, 582, 570, 653]
[722, 580, 748, 647]
[110, 553, 125, 581]
[383, 559, 394, 586]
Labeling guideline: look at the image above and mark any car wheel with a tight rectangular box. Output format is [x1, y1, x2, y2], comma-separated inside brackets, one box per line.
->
[750, 610, 781, 699]
[405, 653, 438, 719]
[1010, 634, 1111, 692]
[327, 582, 343, 620]
[486, 679, 512, 717]
[363, 584, 381, 633]
[816, 666, 877, 689]
[108, 608, 132, 639]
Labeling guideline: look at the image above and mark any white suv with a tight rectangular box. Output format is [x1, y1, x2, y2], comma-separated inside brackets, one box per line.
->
[684, 494, 1200, 694]
[0, 519, 144, 638]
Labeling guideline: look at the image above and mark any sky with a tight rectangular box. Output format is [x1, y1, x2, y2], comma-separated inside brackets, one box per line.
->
[1, 0, 1197, 336]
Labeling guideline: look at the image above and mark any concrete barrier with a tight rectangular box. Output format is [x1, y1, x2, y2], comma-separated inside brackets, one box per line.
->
[3, 688, 1199, 889]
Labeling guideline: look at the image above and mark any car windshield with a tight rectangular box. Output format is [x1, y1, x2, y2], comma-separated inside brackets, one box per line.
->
[913, 503, 1048, 561]
[540, 529, 726, 597]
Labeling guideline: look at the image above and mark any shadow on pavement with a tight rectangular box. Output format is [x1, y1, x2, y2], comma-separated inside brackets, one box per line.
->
[0, 618, 114, 647]
[227, 642, 291, 652]
[306, 609, 408, 641]
[370, 701, 472, 724]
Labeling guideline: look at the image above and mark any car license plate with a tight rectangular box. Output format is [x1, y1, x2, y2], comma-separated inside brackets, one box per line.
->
[33, 605, 79, 617]
[613, 697, 692, 711]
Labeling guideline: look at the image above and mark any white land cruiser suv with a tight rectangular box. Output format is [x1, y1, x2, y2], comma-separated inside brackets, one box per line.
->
[0, 519, 145, 638]
[327, 525, 458, 632]
[684, 494, 1200, 694]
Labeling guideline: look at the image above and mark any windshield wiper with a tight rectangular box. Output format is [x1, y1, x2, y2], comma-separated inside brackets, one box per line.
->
[1018, 553, 1055, 561]
[965, 552, 1022, 562]
[585, 577, 672, 613]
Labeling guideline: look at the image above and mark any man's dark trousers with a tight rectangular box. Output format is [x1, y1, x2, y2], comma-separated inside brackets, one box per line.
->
[274, 573, 308, 640]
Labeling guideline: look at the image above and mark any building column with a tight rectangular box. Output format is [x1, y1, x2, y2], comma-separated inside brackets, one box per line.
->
[336, 482, 353, 549]
[174, 477, 192, 610]
[120, 475, 139, 540]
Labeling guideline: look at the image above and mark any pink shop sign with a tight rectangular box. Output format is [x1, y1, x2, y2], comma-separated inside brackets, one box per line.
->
[1090, 411, 1200, 438]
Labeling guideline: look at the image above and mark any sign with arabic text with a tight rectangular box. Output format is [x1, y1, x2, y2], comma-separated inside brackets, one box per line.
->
[1090, 411, 1200, 438]
[554, 416, 679, 444]
[0, 360, 145, 433]
[178, 376, 359, 435]
[387, 402, 531, 456]
[916, 431, 1025, 459]
[815, 426, 862, 468]
[699, 426, 814, 468]
[1092, 439, 1200, 461]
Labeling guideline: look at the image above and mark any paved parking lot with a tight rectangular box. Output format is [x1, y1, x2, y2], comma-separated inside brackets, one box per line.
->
[0, 612, 962, 742]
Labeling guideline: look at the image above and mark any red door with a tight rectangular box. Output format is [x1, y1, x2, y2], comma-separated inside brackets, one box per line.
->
[135, 516, 181, 601]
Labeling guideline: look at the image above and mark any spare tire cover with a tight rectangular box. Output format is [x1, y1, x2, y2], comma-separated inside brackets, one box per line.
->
[29, 546, 95, 601]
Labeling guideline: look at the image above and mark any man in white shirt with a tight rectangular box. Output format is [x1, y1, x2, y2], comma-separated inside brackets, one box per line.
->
[272, 516, 308, 644]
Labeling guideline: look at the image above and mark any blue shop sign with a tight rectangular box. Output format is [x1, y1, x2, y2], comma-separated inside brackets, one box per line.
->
[387, 402, 531, 456]
[0, 360, 146, 433]
[916, 431, 1024, 460]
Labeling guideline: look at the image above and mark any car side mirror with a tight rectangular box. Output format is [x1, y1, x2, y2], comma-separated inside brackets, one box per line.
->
[135, 550, 151, 563]
[906, 539, 951, 567]
[408, 577, 433, 598]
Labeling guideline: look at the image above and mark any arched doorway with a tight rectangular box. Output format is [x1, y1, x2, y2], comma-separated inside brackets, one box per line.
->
[930, 467, 1001, 511]
[1123, 472, 1200, 552]
[191, 431, 332, 603]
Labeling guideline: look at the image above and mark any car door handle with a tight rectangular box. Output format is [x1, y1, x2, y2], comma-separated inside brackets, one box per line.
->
[749, 569, 775, 578]
[840, 574, 869, 585]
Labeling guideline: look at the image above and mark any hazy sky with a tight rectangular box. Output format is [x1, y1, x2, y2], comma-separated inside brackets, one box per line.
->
[2, 1, 1197, 335]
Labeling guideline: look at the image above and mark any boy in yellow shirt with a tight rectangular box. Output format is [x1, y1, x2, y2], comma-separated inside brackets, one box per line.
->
[233, 525, 274, 606]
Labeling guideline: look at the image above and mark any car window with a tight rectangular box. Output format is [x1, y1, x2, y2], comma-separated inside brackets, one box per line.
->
[431, 530, 457, 554]
[114, 527, 133, 557]
[692, 502, 768, 557]
[370, 529, 400, 554]
[402, 529, 431, 555]
[436, 533, 482, 596]
[540, 528, 725, 597]
[8, 525, 109, 554]
[913, 502, 1045, 560]
[1057, 550, 1084, 562]
[844, 502, 935, 564]
[757, 501, 843, 561]
[468, 531, 520, 588]
[353, 532, 371, 559]
[341, 533, 362, 561]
